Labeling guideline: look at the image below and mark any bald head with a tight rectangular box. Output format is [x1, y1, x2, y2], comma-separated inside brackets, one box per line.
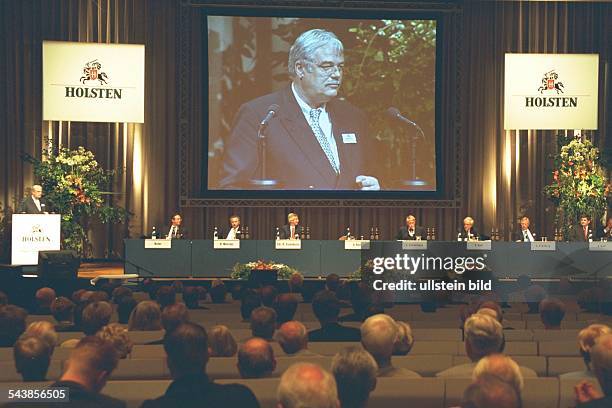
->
[276, 321, 308, 355]
[278, 362, 339, 408]
[361, 314, 398, 363]
[473, 354, 524, 393]
[238, 337, 276, 378]
[35, 287, 56, 308]
[462, 374, 521, 408]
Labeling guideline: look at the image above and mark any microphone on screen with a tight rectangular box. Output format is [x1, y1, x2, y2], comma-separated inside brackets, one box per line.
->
[386, 107, 425, 140]
[259, 104, 280, 130]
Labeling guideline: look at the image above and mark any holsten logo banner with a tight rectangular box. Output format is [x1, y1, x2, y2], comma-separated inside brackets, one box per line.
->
[11, 214, 61, 265]
[43, 41, 145, 123]
[504, 53, 599, 130]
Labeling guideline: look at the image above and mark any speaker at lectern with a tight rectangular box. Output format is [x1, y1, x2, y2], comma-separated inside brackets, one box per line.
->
[11, 214, 61, 265]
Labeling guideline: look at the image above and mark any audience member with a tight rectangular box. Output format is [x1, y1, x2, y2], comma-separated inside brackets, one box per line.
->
[260, 285, 279, 307]
[361, 314, 420, 378]
[25, 320, 58, 347]
[34, 287, 56, 315]
[238, 337, 276, 379]
[0, 305, 28, 347]
[274, 293, 298, 325]
[0, 290, 8, 306]
[539, 297, 566, 329]
[81, 301, 113, 336]
[562, 324, 612, 380]
[51, 296, 77, 332]
[111, 286, 133, 304]
[277, 362, 339, 408]
[473, 354, 524, 394]
[162, 302, 190, 333]
[477, 301, 503, 324]
[241, 291, 262, 321]
[141, 322, 258, 407]
[393, 321, 414, 356]
[250, 306, 277, 340]
[183, 286, 206, 309]
[325, 274, 340, 292]
[156, 286, 177, 309]
[117, 296, 137, 325]
[89, 291, 110, 303]
[340, 282, 373, 322]
[210, 279, 227, 303]
[575, 333, 612, 407]
[437, 314, 536, 378]
[331, 346, 377, 408]
[288, 272, 304, 294]
[208, 325, 238, 357]
[128, 300, 163, 331]
[525, 285, 547, 313]
[276, 321, 315, 356]
[309, 290, 360, 342]
[96, 323, 133, 359]
[461, 373, 521, 408]
[13, 334, 53, 381]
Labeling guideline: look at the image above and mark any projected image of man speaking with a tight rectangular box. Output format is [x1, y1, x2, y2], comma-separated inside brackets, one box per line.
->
[219, 29, 380, 190]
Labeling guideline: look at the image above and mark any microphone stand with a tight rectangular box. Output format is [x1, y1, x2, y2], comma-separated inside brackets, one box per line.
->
[250, 123, 279, 188]
[402, 124, 427, 189]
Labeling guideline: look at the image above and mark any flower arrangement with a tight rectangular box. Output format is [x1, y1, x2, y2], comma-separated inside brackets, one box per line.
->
[230, 260, 300, 280]
[544, 134, 610, 237]
[23, 147, 128, 255]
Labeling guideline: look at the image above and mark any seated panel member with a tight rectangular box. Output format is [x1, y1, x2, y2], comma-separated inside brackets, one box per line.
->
[219, 29, 380, 191]
[512, 216, 537, 242]
[225, 215, 241, 239]
[166, 213, 187, 239]
[598, 217, 612, 240]
[17, 184, 50, 214]
[458, 216, 480, 241]
[570, 215, 594, 242]
[279, 213, 303, 240]
[396, 214, 426, 240]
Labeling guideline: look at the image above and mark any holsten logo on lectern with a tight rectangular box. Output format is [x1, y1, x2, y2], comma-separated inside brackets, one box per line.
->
[525, 70, 577, 108]
[21, 224, 52, 243]
[64, 59, 122, 100]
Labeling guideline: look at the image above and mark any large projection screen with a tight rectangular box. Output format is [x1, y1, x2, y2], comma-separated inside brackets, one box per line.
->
[205, 13, 440, 197]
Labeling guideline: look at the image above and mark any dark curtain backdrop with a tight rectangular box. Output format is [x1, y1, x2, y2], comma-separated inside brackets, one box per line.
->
[1, 0, 610, 260]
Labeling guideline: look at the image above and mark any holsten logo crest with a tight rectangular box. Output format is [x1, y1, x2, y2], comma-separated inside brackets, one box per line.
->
[22, 224, 51, 243]
[65, 59, 122, 100]
[525, 69, 577, 108]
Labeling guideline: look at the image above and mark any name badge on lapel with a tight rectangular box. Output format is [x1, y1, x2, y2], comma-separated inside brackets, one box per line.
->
[342, 133, 357, 144]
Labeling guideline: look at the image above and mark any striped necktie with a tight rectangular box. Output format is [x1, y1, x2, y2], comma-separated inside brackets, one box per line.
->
[309, 108, 339, 174]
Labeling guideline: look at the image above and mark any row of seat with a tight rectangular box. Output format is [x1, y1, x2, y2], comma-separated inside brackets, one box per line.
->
[5, 377, 599, 408]
[0, 353, 590, 382]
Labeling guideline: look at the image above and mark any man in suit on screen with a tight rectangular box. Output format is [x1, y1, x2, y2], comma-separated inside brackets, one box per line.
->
[396, 214, 426, 240]
[17, 184, 50, 214]
[219, 29, 380, 190]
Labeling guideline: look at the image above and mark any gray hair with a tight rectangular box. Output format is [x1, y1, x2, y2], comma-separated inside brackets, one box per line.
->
[278, 362, 338, 408]
[332, 346, 377, 407]
[464, 314, 504, 360]
[360, 314, 398, 362]
[288, 29, 343, 78]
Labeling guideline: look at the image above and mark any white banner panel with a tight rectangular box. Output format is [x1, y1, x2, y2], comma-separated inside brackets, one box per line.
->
[12, 214, 61, 265]
[504, 54, 598, 130]
[43, 41, 145, 123]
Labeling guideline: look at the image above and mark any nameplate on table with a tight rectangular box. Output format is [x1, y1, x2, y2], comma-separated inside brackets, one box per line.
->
[213, 239, 240, 249]
[531, 241, 556, 251]
[467, 241, 492, 251]
[144, 239, 171, 249]
[344, 240, 370, 250]
[589, 241, 612, 251]
[400, 240, 428, 250]
[275, 240, 302, 250]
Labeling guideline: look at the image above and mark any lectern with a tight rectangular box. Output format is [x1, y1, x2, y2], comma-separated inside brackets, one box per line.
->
[11, 214, 61, 265]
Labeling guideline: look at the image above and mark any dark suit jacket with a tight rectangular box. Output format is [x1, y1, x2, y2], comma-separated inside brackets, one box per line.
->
[578, 396, 612, 408]
[4, 381, 126, 408]
[165, 225, 187, 239]
[140, 373, 260, 408]
[396, 226, 426, 240]
[512, 229, 537, 242]
[570, 225, 594, 242]
[279, 225, 304, 240]
[17, 196, 50, 214]
[599, 226, 612, 239]
[220, 86, 373, 190]
[457, 228, 480, 241]
[308, 322, 361, 342]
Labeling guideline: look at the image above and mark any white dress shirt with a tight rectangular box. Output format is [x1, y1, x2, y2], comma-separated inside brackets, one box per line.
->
[226, 228, 238, 240]
[167, 225, 178, 239]
[32, 196, 41, 212]
[291, 83, 340, 172]
[522, 229, 535, 242]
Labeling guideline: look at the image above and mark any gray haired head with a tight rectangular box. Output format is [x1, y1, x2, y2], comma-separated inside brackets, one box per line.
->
[288, 29, 343, 79]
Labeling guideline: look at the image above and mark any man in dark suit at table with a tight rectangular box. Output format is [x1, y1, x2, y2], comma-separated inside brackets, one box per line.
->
[308, 290, 361, 342]
[512, 216, 537, 242]
[457, 216, 481, 241]
[396, 214, 426, 240]
[598, 216, 612, 240]
[166, 213, 187, 239]
[219, 29, 380, 191]
[17, 184, 50, 214]
[570, 215, 595, 242]
[279, 212, 304, 240]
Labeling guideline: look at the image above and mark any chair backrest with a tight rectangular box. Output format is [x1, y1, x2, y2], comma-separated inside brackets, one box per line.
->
[131, 344, 165, 359]
[503, 330, 534, 341]
[0, 347, 13, 361]
[308, 342, 360, 356]
[412, 329, 462, 341]
[548, 356, 586, 377]
[218, 378, 279, 408]
[559, 377, 602, 408]
[539, 341, 581, 357]
[108, 358, 168, 380]
[393, 355, 453, 377]
[127, 330, 165, 344]
[451, 355, 545, 377]
[533, 329, 580, 342]
[369, 378, 444, 408]
[56, 331, 83, 344]
[411, 341, 459, 355]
